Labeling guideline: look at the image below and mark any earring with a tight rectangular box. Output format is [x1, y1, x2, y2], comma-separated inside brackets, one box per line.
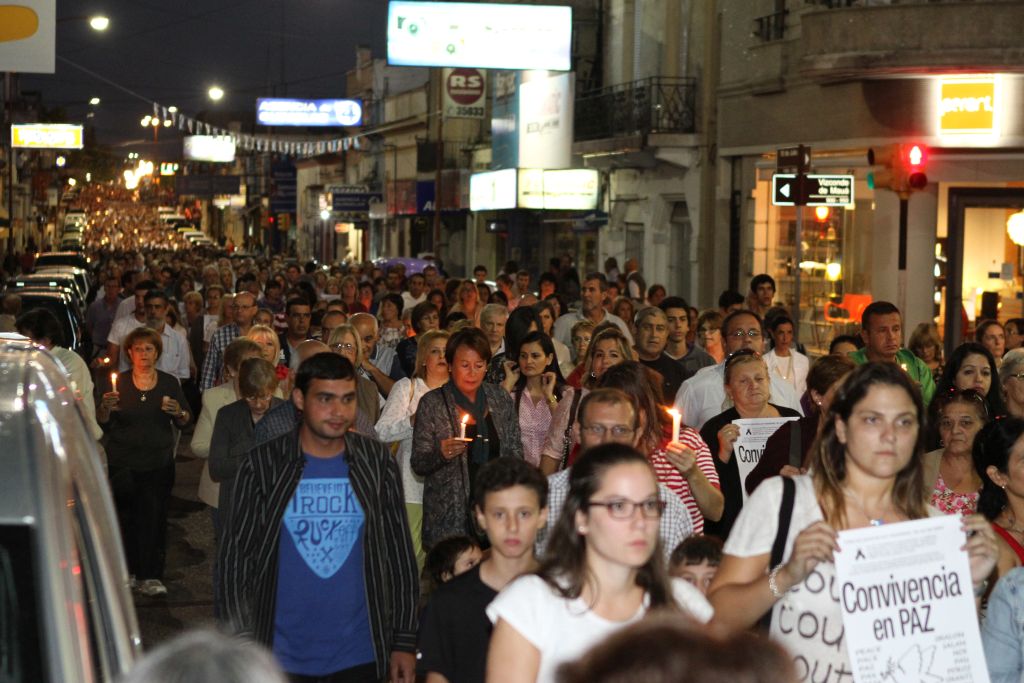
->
[577, 526, 586, 534]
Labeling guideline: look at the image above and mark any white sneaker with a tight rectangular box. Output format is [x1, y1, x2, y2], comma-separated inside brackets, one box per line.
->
[137, 579, 167, 596]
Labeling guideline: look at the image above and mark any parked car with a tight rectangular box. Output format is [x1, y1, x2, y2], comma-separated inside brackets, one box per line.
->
[12, 273, 87, 310]
[0, 339, 141, 681]
[34, 266, 92, 301]
[5, 289, 88, 355]
[34, 252, 91, 272]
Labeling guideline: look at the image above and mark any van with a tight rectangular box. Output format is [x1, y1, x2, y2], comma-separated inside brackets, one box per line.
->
[0, 340, 141, 681]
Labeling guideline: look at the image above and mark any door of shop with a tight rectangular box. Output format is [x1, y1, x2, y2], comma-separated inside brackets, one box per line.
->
[944, 187, 1024, 359]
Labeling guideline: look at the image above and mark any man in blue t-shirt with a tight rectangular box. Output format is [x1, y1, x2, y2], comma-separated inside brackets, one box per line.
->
[221, 353, 418, 682]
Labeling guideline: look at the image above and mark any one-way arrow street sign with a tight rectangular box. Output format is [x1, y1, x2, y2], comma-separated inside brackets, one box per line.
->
[772, 173, 854, 207]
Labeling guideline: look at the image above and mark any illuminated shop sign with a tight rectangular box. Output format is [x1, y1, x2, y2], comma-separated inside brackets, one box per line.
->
[518, 169, 599, 210]
[469, 168, 517, 211]
[183, 135, 236, 162]
[11, 123, 83, 149]
[939, 76, 999, 136]
[387, 1, 572, 71]
[256, 98, 363, 127]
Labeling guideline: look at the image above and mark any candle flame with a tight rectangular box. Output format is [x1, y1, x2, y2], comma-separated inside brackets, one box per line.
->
[667, 408, 680, 418]
[461, 414, 470, 425]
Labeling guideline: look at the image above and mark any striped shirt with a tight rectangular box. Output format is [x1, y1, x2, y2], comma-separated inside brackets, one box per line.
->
[649, 427, 720, 534]
[219, 429, 419, 679]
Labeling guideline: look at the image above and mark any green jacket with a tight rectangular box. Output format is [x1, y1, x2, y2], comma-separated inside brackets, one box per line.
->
[849, 348, 936, 406]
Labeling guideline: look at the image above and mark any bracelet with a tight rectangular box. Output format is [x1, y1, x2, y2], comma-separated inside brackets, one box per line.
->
[547, 396, 558, 407]
[768, 565, 786, 599]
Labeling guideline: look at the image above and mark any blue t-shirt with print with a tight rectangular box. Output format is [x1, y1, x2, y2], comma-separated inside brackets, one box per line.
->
[272, 451, 375, 676]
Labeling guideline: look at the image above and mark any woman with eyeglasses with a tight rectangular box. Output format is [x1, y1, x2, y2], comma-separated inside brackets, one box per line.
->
[924, 390, 988, 515]
[928, 342, 1006, 449]
[598, 362, 724, 534]
[326, 323, 381, 425]
[700, 349, 801, 540]
[999, 348, 1024, 419]
[710, 363, 999, 680]
[695, 310, 725, 364]
[486, 443, 713, 683]
[376, 329, 451, 568]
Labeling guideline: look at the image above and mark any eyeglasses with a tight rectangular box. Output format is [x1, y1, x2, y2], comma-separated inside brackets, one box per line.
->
[332, 343, 356, 352]
[728, 328, 762, 339]
[939, 388, 989, 418]
[580, 424, 635, 438]
[1008, 372, 1024, 382]
[586, 497, 666, 519]
[244, 394, 273, 404]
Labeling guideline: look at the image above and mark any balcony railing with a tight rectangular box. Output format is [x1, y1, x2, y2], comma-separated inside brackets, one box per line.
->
[805, 0, 1020, 7]
[753, 10, 788, 41]
[574, 77, 697, 143]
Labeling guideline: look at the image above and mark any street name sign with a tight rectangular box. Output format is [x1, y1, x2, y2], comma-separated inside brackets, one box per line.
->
[772, 174, 854, 207]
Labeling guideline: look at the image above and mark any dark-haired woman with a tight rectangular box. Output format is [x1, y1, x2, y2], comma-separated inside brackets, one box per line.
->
[973, 418, 1024, 579]
[710, 362, 998, 680]
[412, 327, 523, 549]
[377, 292, 406, 352]
[396, 300, 440, 378]
[925, 389, 988, 515]
[928, 342, 1006, 449]
[502, 331, 566, 468]
[485, 444, 712, 683]
[485, 305, 541, 385]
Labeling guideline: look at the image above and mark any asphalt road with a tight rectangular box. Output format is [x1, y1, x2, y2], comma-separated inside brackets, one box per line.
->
[135, 429, 218, 650]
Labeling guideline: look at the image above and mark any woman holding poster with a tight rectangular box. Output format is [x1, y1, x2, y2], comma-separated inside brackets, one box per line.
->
[700, 349, 799, 540]
[708, 362, 999, 683]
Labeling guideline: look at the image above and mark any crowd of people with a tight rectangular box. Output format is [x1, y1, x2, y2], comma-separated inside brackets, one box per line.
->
[13, 204, 1024, 683]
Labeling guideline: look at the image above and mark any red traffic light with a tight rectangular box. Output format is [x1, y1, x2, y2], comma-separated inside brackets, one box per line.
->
[904, 143, 927, 190]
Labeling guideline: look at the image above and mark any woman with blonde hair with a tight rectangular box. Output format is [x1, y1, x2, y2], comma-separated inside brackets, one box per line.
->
[909, 321, 943, 382]
[376, 329, 451, 566]
[450, 279, 481, 324]
[245, 323, 288, 385]
[327, 323, 381, 423]
[539, 326, 634, 475]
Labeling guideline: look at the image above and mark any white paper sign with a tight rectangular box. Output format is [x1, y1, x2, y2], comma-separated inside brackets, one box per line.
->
[834, 515, 989, 683]
[731, 417, 798, 501]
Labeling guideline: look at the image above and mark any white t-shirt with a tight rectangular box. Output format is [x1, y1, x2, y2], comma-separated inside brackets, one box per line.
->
[486, 574, 712, 683]
[725, 475, 940, 683]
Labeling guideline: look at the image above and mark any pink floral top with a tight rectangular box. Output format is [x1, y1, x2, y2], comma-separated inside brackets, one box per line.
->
[930, 473, 979, 516]
[514, 392, 554, 468]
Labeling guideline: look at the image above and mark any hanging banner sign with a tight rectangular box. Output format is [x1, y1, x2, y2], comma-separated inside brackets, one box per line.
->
[443, 68, 487, 119]
[256, 98, 363, 127]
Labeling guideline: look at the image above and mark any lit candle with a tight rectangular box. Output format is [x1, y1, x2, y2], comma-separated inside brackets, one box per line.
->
[900, 363, 908, 373]
[667, 408, 681, 444]
[102, 356, 110, 365]
[110, 372, 118, 392]
[460, 413, 469, 440]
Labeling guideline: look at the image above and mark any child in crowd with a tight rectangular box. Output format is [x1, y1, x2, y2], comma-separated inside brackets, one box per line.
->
[422, 535, 483, 599]
[418, 459, 548, 683]
[669, 535, 723, 595]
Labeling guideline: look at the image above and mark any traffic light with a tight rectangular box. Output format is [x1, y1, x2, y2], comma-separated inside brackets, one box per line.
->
[905, 143, 927, 190]
[866, 143, 928, 194]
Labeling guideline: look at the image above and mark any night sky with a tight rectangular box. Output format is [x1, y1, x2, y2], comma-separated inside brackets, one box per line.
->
[20, 0, 390, 151]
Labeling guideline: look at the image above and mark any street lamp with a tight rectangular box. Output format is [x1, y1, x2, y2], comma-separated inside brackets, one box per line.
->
[88, 15, 110, 31]
[208, 86, 225, 101]
[89, 97, 101, 105]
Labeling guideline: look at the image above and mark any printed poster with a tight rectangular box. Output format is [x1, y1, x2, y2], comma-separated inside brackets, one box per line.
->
[732, 417, 798, 501]
[834, 515, 989, 683]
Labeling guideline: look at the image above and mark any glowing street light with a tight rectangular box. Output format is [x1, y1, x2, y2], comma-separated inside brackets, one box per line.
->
[168, 105, 178, 113]
[88, 15, 110, 31]
[208, 86, 225, 101]
[89, 96, 101, 105]
[67, 178, 77, 187]
[140, 116, 151, 127]
[320, 209, 331, 220]
[55, 156, 66, 167]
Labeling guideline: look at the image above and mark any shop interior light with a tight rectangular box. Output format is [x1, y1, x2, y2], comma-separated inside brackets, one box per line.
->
[1007, 210, 1024, 246]
[826, 262, 842, 282]
[814, 206, 831, 222]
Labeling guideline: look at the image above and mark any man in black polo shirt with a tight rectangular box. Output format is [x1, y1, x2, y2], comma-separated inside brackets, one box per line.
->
[634, 306, 687, 402]
[417, 459, 548, 683]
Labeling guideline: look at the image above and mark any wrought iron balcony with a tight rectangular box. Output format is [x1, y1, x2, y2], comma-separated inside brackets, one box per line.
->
[574, 77, 697, 143]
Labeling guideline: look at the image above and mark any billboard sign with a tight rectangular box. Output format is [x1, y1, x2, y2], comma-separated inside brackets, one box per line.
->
[387, 1, 572, 71]
[183, 135, 236, 162]
[518, 72, 574, 169]
[11, 123, 83, 149]
[256, 98, 363, 127]
[469, 168, 517, 211]
[0, 0, 55, 73]
[443, 68, 486, 119]
[517, 169, 599, 210]
[938, 75, 998, 136]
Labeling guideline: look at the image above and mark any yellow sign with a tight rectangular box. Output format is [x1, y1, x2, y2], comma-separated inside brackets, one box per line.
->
[939, 76, 997, 135]
[11, 123, 83, 149]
